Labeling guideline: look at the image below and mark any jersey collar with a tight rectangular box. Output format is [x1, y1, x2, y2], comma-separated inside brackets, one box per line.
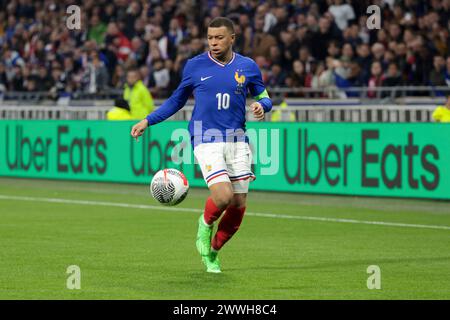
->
[208, 51, 235, 67]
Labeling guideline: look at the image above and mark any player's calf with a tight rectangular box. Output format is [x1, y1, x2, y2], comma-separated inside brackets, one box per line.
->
[211, 204, 246, 251]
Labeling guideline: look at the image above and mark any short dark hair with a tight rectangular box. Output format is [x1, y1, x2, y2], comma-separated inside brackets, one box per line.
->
[127, 66, 140, 74]
[208, 17, 235, 34]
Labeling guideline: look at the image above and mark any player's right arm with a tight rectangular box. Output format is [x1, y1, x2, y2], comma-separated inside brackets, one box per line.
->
[131, 60, 194, 141]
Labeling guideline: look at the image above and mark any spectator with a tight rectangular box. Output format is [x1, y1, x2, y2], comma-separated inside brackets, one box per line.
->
[123, 67, 154, 119]
[83, 51, 109, 94]
[0, 63, 7, 91]
[271, 99, 296, 122]
[432, 96, 450, 122]
[225, 0, 248, 17]
[36, 65, 53, 92]
[394, 42, 408, 78]
[327, 41, 341, 59]
[382, 62, 403, 98]
[371, 42, 386, 63]
[107, 98, 132, 120]
[328, 0, 356, 31]
[298, 46, 315, 74]
[287, 60, 311, 89]
[267, 64, 286, 87]
[269, 7, 289, 37]
[112, 64, 126, 89]
[382, 50, 396, 70]
[383, 63, 403, 87]
[268, 45, 284, 66]
[347, 61, 365, 89]
[8, 66, 22, 91]
[311, 17, 334, 61]
[167, 18, 185, 47]
[356, 43, 372, 83]
[24, 76, 38, 92]
[105, 22, 132, 62]
[140, 65, 151, 88]
[317, 57, 341, 98]
[126, 2, 142, 37]
[343, 24, 362, 47]
[388, 24, 402, 43]
[148, 59, 170, 97]
[367, 61, 385, 98]
[429, 55, 446, 86]
[407, 35, 433, 85]
[279, 30, 299, 67]
[333, 57, 354, 98]
[446, 57, 450, 86]
[254, 55, 270, 83]
[130, 36, 147, 66]
[311, 61, 326, 96]
[341, 43, 354, 62]
[250, 15, 277, 59]
[88, 15, 107, 45]
[256, 3, 277, 33]
[377, 29, 389, 48]
[49, 66, 66, 98]
[148, 26, 172, 60]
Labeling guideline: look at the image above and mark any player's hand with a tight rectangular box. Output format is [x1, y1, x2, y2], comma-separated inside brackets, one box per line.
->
[250, 102, 265, 121]
[131, 119, 149, 142]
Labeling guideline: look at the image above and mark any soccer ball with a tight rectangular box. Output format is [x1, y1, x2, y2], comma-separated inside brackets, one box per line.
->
[150, 168, 189, 206]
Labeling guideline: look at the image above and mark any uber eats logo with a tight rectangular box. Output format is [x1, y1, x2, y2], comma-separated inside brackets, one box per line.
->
[283, 128, 439, 191]
[361, 130, 439, 190]
[4, 125, 107, 174]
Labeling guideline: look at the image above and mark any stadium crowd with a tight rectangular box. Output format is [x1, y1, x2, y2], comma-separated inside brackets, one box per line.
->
[0, 0, 449, 99]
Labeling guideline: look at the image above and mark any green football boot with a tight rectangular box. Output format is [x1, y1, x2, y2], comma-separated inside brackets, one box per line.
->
[202, 250, 221, 273]
[196, 214, 212, 257]
[208, 249, 221, 273]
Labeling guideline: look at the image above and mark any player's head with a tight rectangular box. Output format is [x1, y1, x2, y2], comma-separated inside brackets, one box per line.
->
[207, 17, 235, 60]
[126, 67, 141, 86]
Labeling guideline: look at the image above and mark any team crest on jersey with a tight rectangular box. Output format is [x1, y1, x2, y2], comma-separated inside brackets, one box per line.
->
[234, 70, 245, 94]
[205, 164, 212, 172]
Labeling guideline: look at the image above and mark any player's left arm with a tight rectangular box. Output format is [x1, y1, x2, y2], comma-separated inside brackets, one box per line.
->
[248, 61, 272, 121]
[251, 89, 271, 121]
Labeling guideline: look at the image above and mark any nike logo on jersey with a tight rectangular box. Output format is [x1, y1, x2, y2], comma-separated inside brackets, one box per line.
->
[201, 76, 213, 81]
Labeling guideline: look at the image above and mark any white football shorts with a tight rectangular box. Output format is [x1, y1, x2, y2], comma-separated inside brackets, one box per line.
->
[193, 142, 256, 193]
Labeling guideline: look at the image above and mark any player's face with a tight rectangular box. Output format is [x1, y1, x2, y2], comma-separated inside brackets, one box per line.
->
[207, 26, 235, 60]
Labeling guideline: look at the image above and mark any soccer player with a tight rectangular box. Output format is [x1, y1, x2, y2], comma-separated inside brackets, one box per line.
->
[131, 17, 272, 273]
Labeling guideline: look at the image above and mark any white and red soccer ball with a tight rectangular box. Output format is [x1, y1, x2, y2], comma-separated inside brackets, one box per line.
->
[150, 168, 189, 206]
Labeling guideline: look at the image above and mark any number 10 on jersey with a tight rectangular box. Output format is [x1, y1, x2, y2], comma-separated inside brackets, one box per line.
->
[216, 93, 230, 110]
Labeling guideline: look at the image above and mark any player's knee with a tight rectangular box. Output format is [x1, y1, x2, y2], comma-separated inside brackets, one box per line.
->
[211, 189, 233, 209]
[215, 194, 233, 209]
[231, 193, 247, 208]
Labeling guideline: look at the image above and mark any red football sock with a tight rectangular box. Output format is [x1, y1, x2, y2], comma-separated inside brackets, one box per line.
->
[203, 197, 225, 226]
[211, 205, 246, 251]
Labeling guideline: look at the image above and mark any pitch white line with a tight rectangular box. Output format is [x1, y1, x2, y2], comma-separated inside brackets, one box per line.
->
[1, 194, 449, 231]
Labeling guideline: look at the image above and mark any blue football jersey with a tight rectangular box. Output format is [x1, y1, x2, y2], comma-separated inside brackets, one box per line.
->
[146, 51, 272, 146]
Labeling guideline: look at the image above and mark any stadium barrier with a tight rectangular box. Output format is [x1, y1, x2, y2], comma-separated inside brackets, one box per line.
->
[0, 103, 437, 122]
[0, 120, 448, 200]
[1, 86, 449, 102]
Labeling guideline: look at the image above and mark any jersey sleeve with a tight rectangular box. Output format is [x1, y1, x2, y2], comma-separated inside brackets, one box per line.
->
[145, 60, 194, 125]
[247, 60, 273, 113]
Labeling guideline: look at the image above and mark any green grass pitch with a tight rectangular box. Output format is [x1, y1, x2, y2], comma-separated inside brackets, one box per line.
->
[0, 177, 449, 299]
